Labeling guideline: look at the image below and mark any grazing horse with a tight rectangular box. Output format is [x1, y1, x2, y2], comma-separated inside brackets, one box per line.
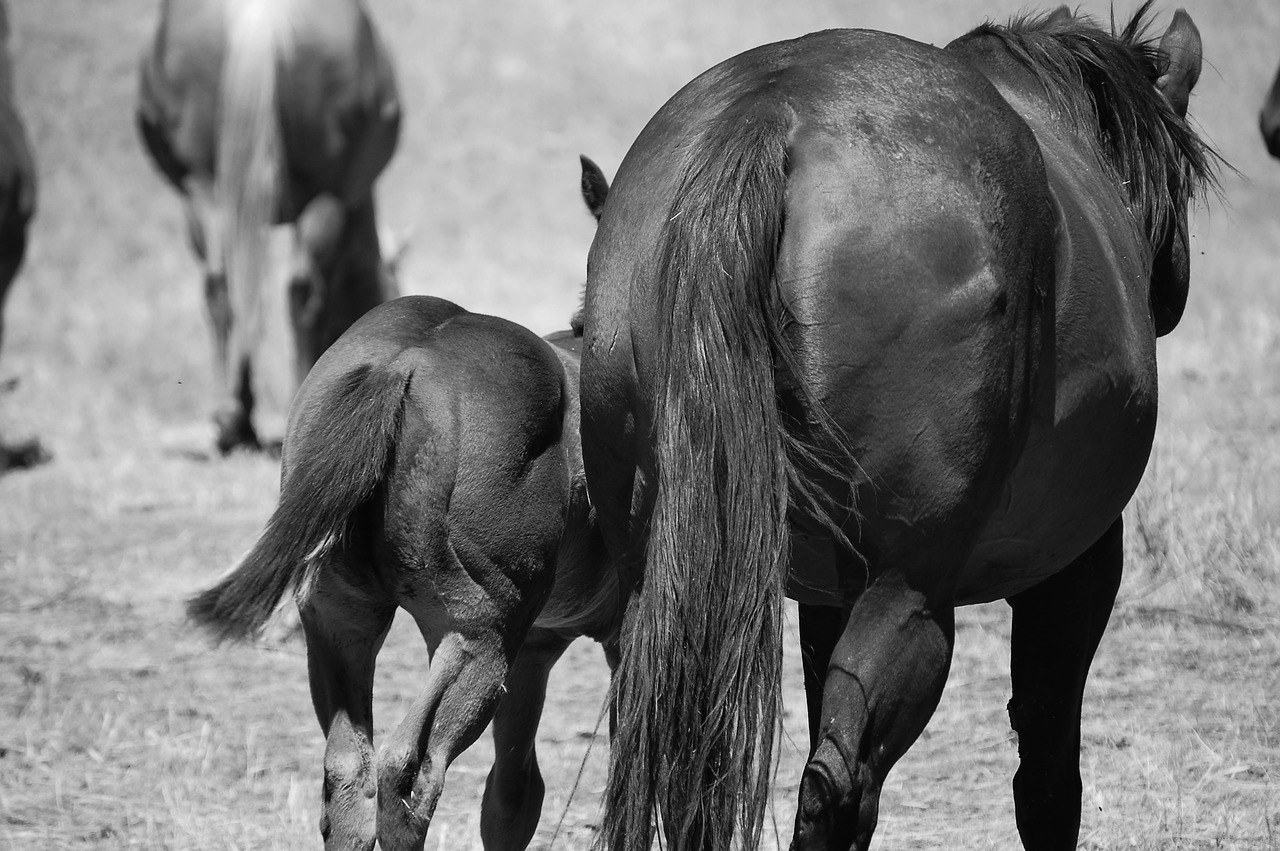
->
[0, 0, 41, 472]
[579, 4, 1217, 850]
[1262, 57, 1280, 157]
[187, 164, 618, 850]
[137, 0, 401, 453]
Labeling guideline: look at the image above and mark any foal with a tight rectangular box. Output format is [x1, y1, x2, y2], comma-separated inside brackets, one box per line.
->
[188, 160, 619, 851]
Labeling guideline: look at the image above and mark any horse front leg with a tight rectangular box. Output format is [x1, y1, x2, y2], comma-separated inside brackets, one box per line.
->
[792, 572, 954, 851]
[1007, 517, 1123, 850]
[479, 628, 571, 850]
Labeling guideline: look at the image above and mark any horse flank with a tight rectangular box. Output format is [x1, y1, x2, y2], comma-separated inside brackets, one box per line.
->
[216, 0, 297, 378]
[186, 359, 411, 642]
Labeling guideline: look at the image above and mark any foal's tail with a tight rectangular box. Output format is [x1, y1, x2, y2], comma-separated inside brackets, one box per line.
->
[186, 357, 411, 642]
[216, 0, 295, 374]
[602, 102, 842, 851]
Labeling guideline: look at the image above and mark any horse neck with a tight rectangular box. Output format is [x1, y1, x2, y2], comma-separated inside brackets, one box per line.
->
[333, 197, 395, 298]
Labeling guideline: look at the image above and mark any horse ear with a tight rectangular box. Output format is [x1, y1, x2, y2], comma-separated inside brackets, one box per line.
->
[580, 154, 610, 222]
[1045, 5, 1072, 26]
[1155, 9, 1201, 119]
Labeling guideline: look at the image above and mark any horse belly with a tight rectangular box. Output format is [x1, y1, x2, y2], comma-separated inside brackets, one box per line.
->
[956, 158, 1159, 604]
[959, 356, 1156, 603]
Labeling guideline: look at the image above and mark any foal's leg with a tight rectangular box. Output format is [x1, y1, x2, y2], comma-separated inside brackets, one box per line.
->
[1007, 518, 1122, 851]
[298, 556, 395, 851]
[792, 572, 954, 851]
[479, 628, 571, 850]
[375, 545, 555, 849]
[374, 616, 516, 851]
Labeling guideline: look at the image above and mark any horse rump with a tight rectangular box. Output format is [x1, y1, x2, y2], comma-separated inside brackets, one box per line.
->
[186, 355, 412, 642]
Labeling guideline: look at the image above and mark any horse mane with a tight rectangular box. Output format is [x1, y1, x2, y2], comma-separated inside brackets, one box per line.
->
[964, 0, 1219, 236]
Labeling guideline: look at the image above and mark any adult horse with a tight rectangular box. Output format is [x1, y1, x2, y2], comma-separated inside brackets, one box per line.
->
[1261, 57, 1280, 157]
[0, 0, 41, 472]
[137, 0, 400, 453]
[187, 162, 616, 851]
[579, 4, 1217, 849]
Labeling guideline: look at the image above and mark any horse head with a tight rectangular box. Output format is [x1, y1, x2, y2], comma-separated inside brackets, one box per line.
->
[285, 195, 394, 381]
[1148, 9, 1203, 336]
[571, 155, 610, 335]
[1260, 60, 1280, 159]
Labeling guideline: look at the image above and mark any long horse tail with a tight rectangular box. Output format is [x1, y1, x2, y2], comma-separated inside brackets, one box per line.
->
[603, 101, 840, 851]
[216, 0, 294, 374]
[186, 356, 412, 642]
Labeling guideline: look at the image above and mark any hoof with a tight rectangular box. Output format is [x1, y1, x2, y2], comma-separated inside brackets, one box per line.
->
[0, 438, 51, 473]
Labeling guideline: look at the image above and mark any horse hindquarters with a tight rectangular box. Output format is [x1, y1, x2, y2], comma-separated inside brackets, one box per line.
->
[341, 305, 571, 851]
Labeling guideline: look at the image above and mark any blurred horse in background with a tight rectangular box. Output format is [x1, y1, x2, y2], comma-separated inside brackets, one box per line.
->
[0, 0, 44, 473]
[137, 0, 401, 453]
[187, 161, 620, 851]
[1261, 57, 1280, 157]
[580, 3, 1217, 849]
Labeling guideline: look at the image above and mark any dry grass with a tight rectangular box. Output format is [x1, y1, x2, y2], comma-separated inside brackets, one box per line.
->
[2, 0, 1279, 848]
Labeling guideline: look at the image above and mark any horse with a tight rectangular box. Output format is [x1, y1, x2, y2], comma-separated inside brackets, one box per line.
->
[578, 3, 1218, 849]
[1262, 57, 1280, 157]
[0, 0, 42, 472]
[186, 160, 619, 851]
[137, 0, 401, 453]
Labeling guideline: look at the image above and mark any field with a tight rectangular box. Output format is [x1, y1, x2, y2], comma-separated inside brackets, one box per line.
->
[2, 0, 1279, 848]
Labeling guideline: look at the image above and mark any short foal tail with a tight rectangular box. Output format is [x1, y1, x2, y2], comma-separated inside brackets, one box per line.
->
[187, 358, 411, 642]
[602, 103, 801, 851]
[216, 0, 295, 374]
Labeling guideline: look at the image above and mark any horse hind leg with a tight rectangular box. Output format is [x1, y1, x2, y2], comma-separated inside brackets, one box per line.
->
[183, 181, 258, 452]
[374, 616, 514, 851]
[479, 628, 571, 850]
[792, 572, 955, 850]
[798, 602, 852, 756]
[374, 527, 558, 850]
[1006, 518, 1122, 850]
[298, 552, 395, 851]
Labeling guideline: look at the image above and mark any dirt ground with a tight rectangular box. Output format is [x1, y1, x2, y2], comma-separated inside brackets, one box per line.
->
[2, 0, 1279, 848]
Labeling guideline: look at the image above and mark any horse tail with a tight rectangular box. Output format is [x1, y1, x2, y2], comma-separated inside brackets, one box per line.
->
[603, 102, 809, 851]
[216, 0, 294, 374]
[186, 356, 412, 642]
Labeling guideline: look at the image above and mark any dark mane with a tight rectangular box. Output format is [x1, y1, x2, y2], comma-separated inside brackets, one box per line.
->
[964, 0, 1219, 236]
